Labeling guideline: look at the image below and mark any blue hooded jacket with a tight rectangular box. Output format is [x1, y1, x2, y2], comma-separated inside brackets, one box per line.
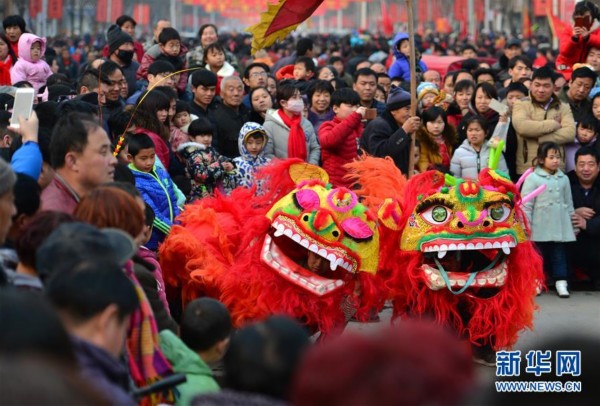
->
[388, 32, 427, 82]
[129, 163, 180, 251]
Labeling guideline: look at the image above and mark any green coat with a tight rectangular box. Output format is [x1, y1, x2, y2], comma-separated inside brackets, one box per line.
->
[159, 330, 220, 405]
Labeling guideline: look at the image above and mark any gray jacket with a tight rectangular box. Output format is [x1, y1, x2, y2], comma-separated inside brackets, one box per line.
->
[263, 110, 321, 165]
[522, 167, 576, 242]
[450, 139, 508, 179]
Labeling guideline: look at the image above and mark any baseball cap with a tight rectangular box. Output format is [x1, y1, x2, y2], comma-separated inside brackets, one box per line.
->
[36, 222, 137, 280]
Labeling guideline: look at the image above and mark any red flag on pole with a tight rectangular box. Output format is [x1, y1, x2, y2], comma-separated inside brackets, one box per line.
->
[247, 0, 325, 54]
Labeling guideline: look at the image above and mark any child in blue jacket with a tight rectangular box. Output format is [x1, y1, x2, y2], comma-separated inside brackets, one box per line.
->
[127, 132, 180, 251]
[388, 32, 428, 82]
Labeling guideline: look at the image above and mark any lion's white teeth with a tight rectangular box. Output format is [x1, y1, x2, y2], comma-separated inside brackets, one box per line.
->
[274, 228, 284, 237]
[502, 246, 511, 255]
[438, 250, 447, 259]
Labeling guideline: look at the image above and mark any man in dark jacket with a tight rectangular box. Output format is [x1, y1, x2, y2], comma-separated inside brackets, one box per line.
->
[213, 76, 249, 158]
[361, 86, 420, 175]
[568, 147, 600, 289]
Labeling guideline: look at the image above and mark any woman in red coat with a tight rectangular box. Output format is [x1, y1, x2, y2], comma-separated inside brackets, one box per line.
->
[556, 1, 600, 80]
[0, 33, 17, 86]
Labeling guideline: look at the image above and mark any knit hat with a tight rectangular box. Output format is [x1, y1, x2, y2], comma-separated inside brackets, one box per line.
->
[386, 86, 412, 111]
[107, 24, 133, 55]
[417, 82, 439, 103]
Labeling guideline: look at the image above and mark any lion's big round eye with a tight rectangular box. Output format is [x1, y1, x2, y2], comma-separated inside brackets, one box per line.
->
[489, 204, 511, 222]
[421, 205, 452, 225]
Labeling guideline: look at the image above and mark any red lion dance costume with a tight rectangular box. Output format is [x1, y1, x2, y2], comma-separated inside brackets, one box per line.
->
[159, 160, 385, 335]
[347, 157, 544, 351]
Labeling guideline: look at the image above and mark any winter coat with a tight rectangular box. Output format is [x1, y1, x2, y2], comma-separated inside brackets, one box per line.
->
[10, 34, 52, 92]
[137, 44, 189, 93]
[212, 102, 250, 158]
[40, 174, 80, 214]
[0, 56, 14, 85]
[129, 163, 180, 251]
[232, 127, 270, 189]
[318, 112, 363, 188]
[568, 170, 600, 240]
[522, 166, 576, 242]
[450, 139, 508, 179]
[360, 110, 411, 175]
[556, 25, 600, 80]
[177, 142, 235, 200]
[138, 247, 170, 314]
[133, 252, 176, 333]
[263, 110, 321, 165]
[416, 127, 456, 173]
[388, 32, 427, 81]
[512, 96, 575, 175]
[72, 336, 136, 406]
[159, 330, 220, 406]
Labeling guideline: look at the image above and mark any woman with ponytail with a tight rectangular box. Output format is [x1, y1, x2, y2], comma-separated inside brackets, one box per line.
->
[556, 0, 600, 80]
[263, 83, 321, 165]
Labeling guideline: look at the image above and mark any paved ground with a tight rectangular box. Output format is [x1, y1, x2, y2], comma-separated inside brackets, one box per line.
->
[346, 290, 600, 389]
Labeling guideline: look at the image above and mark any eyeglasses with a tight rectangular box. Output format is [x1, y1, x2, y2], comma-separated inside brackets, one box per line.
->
[250, 71, 268, 78]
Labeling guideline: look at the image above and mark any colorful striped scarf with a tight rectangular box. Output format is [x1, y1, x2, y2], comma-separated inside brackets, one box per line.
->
[124, 262, 175, 405]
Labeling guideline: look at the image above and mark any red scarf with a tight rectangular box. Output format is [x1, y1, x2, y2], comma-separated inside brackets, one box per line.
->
[278, 109, 307, 161]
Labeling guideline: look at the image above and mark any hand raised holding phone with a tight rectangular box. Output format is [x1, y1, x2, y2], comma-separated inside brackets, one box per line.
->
[10, 88, 35, 129]
[8, 110, 39, 144]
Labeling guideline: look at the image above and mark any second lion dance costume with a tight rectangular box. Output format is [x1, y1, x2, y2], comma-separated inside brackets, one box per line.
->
[346, 152, 545, 353]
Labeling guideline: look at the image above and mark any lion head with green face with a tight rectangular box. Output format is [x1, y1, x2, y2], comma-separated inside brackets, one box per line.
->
[401, 170, 528, 295]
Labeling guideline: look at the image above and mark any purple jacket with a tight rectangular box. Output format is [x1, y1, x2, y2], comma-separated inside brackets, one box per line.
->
[10, 33, 52, 92]
[72, 336, 136, 406]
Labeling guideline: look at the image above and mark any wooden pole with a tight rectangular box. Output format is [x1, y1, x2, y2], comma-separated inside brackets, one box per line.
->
[406, 0, 417, 179]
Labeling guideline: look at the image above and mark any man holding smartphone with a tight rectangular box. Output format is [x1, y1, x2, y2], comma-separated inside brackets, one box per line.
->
[361, 87, 420, 175]
[353, 68, 386, 119]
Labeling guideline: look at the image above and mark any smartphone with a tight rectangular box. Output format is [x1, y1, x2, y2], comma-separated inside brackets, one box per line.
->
[364, 108, 377, 120]
[488, 99, 509, 115]
[10, 88, 35, 128]
[574, 15, 592, 30]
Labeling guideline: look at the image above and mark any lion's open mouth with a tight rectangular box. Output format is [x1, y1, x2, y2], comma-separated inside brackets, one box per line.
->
[260, 216, 357, 296]
[420, 236, 516, 296]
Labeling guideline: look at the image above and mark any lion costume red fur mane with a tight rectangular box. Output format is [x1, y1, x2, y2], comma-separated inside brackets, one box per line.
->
[160, 159, 386, 335]
[346, 157, 544, 350]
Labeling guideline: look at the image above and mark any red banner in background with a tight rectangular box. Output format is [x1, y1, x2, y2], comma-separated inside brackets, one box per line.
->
[96, 0, 123, 23]
[48, 0, 63, 19]
[29, 0, 42, 19]
[111, 0, 123, 23]
[534, 0, 551, 17]
[133, 4, 151, 26]
[97, 0, 108, 22]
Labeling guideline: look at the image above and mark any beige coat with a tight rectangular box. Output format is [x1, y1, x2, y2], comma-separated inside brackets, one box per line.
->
[512, 97, 575, 175]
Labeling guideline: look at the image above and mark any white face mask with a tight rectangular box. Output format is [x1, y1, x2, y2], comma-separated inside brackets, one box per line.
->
[286, 99, 304, 114]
